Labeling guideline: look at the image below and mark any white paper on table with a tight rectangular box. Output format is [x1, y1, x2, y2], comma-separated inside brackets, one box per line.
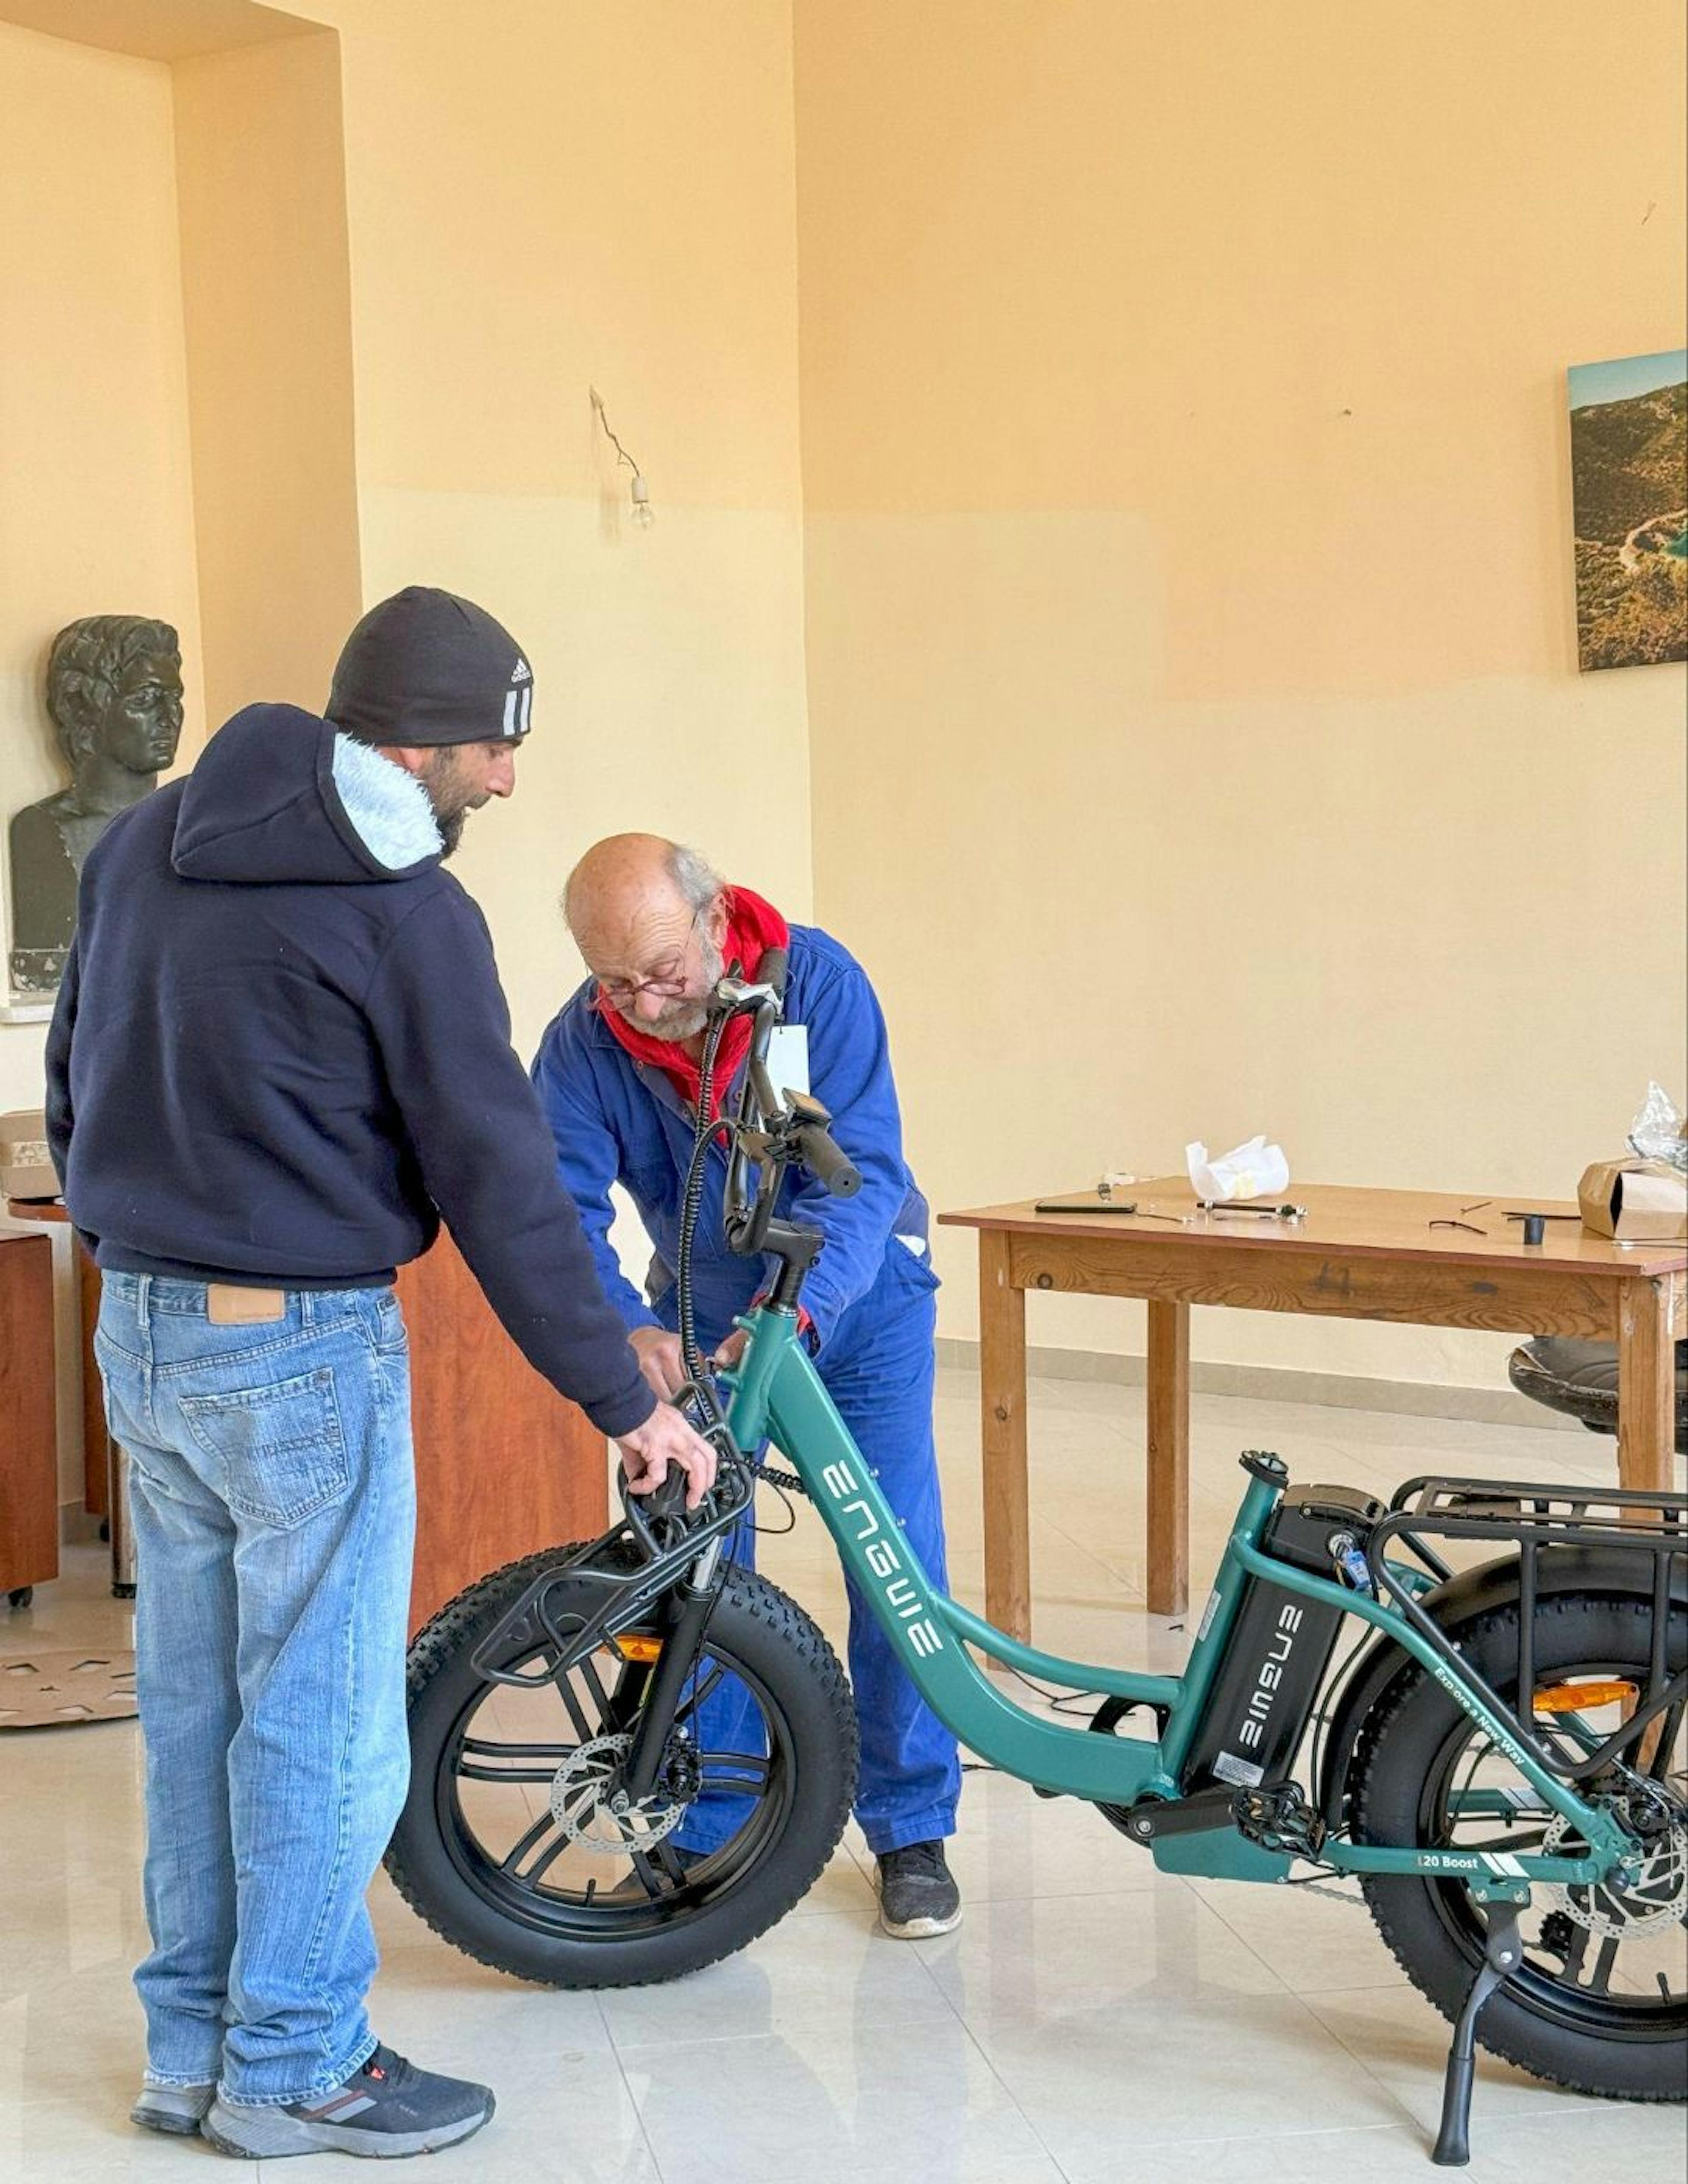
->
[1185, 1134, 1291, 1202]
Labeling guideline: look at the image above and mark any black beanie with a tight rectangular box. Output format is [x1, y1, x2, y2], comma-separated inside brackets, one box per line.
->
[326, 587, 533, 747]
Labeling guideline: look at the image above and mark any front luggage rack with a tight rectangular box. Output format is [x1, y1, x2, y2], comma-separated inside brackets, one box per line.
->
[1366, 1475, 1686, 1785]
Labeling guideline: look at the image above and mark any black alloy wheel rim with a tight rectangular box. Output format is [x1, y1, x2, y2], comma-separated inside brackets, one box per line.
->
[1414, 1651, 1687, 2048]
[435, 1628, 797, 1939]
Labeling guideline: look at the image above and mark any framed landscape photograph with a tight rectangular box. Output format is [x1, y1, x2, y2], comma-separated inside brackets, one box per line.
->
[1567, 348, 1687, 672]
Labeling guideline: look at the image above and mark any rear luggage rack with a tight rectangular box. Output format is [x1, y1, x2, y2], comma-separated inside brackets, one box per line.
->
[1387, 1473, 1687, 1546]
[1367, 1476, 1686, 1785]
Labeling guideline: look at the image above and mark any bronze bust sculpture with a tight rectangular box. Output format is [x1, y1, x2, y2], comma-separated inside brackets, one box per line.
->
[8, 616, 183, 992]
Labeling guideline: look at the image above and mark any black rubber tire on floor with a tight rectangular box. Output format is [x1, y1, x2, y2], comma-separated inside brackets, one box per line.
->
[385, 1544, 858, 1988]
[1351, 1593, 1687, 2102]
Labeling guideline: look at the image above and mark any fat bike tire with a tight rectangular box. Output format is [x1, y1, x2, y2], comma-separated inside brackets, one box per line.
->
[1350, 1592, 1687, 2102]
[385, 1543, 859, 1988]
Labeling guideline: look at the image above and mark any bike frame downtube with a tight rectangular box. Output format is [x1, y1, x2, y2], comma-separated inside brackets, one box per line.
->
[722, 1308, 1624, 1884]
[725, 1309, 1177, 1802]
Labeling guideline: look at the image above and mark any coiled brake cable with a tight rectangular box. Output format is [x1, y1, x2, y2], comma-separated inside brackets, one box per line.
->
[673, 981, 811, 1507]
[676, 1005, 729, 1396]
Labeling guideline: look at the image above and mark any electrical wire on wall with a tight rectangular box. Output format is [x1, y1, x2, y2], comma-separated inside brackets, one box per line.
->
[589, 386, 654, 529]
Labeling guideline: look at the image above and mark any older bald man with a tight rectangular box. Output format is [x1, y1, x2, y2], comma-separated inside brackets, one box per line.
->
[531, 835, 962, 1938]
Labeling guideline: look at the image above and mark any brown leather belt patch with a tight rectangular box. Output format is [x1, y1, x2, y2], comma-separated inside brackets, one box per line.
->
[206, 1285, 286, 1325]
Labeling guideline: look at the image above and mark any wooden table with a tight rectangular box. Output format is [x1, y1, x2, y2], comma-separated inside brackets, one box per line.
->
[940, 1180, 1687, 1635]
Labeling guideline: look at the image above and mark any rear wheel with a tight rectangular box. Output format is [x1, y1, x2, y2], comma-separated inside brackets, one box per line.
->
[1351, 1593, 1687, 2100]
[385, 1544, 858, 1986]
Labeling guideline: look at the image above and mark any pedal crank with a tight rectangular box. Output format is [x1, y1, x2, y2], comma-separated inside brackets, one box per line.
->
[1231, 1781, 1328, 1860]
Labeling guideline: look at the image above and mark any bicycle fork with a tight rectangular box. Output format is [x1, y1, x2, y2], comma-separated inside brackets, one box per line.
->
[615, 1537, 728, 1803]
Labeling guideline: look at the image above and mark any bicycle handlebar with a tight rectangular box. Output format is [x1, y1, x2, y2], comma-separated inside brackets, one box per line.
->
[714, 948, 862, 1259]
[793, 1119, 862, 1199]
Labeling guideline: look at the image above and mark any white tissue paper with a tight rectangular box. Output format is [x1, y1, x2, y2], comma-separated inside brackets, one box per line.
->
[1186, 1134, 1290, 1202]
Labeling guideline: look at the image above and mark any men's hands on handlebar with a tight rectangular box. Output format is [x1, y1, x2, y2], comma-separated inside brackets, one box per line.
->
[629, 1326, 689, 1401]
[615, 1399, 717, 1511]
[630, 1323, 747, 1400]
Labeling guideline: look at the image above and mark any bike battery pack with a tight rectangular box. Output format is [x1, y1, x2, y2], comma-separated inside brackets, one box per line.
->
[1181, 1485, 1384, 1796]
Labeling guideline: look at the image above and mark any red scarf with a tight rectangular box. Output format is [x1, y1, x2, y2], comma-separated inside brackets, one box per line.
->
[596, 886, 790, 1118]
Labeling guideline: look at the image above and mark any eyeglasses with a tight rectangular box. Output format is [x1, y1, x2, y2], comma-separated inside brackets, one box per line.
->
[596, 909, 704, 1008]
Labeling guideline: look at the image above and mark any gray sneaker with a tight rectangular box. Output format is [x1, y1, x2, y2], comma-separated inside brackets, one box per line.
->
[876, 1840, 962, 1939]
[131, 2083, 215, 2136]
[201, 2045, 494, 2160]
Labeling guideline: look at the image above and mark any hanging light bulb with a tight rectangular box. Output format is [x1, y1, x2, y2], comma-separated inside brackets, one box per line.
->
[629, 472, 655, 529]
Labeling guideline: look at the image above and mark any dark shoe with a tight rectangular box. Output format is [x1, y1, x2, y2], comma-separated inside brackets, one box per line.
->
[131, 2083, 215, 2136]
[201, 2045, 494, 2160]
[876, 1840, 962, 1939]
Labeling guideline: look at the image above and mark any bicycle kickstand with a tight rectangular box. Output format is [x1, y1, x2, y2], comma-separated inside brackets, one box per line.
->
[1431, 1901, 1524, 2166]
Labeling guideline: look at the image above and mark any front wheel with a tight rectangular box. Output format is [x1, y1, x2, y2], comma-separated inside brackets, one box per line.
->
[1351, 1592, 1687, 2101]
[386, 1544, 859, 1987]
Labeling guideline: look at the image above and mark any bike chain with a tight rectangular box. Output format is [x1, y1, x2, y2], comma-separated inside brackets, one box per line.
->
[1293, 1876, 1367, 1908]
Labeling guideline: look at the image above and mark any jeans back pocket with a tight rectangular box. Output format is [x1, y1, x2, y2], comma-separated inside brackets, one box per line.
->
[181, 1365, 352, 1530]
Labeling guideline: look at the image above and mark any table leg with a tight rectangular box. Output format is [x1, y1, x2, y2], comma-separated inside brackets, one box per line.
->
[980, 1229, 1030, 1646]
[1146, 1298, 1190, 1617]
[1616, 1276, 1677, 1504]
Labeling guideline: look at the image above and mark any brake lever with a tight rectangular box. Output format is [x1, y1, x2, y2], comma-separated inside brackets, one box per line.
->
[710, 974, 780, 1019]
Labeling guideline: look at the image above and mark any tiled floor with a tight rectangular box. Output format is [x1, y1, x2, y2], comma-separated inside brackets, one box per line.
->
[2, 1370, 1683, 2180]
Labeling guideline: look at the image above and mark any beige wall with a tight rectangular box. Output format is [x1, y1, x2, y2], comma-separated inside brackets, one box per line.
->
[795, 0, 1688, 1393]
[2, 0, 809, 1503]
[310, 0, 811, 1056]
[6, 2, 1682, 1420]
[0, 19, 204, 1106]
[0, 17, 210, 1503]
[173, 29, 362, 730]
[4, 0, 809, 1088]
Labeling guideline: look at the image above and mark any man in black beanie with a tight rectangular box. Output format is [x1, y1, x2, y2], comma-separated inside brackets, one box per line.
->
[326, 586, 536, 854]
[46, 587, 715, 2160]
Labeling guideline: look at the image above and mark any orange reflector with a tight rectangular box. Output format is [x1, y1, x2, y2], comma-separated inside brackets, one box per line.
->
[613, 1635, 663, 1664]
[1533, 1680, 1637, 1715]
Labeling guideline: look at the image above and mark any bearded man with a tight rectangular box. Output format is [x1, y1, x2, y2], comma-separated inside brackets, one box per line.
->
[47, 592, 714, 2159]
[532, 833, 962, 1941]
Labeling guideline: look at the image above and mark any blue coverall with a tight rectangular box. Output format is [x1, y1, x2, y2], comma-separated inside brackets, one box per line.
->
[531, 923, 961, 1856]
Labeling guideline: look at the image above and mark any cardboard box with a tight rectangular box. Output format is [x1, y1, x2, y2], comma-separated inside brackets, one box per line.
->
[0, 1109, 57, 1201]
[1577, 1157, 1688, 1241]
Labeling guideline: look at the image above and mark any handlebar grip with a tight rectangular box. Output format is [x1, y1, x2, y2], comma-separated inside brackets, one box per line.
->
[797, 1124, 862, 1198]
[754, 945, 789, 999]
[644, 1461, 691, 1521]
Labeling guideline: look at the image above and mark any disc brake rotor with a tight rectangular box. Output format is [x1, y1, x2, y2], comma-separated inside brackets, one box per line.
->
[1540, 1810, 1688, 1940]
[547, 1733, 685, 1858]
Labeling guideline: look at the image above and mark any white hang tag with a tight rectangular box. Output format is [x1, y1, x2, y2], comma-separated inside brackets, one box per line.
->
[767, 1023, 810, 1101]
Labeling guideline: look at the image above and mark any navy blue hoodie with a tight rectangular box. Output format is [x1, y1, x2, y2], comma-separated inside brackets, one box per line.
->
[44, 703, 655, 1440]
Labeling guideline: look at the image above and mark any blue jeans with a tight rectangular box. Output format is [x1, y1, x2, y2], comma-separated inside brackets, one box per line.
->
[94, 1274, 415, 2108]
[676, 1266, 961, 1859]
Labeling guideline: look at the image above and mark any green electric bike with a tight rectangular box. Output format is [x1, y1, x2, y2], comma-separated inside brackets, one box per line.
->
[387, 952, 1687, 2165]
